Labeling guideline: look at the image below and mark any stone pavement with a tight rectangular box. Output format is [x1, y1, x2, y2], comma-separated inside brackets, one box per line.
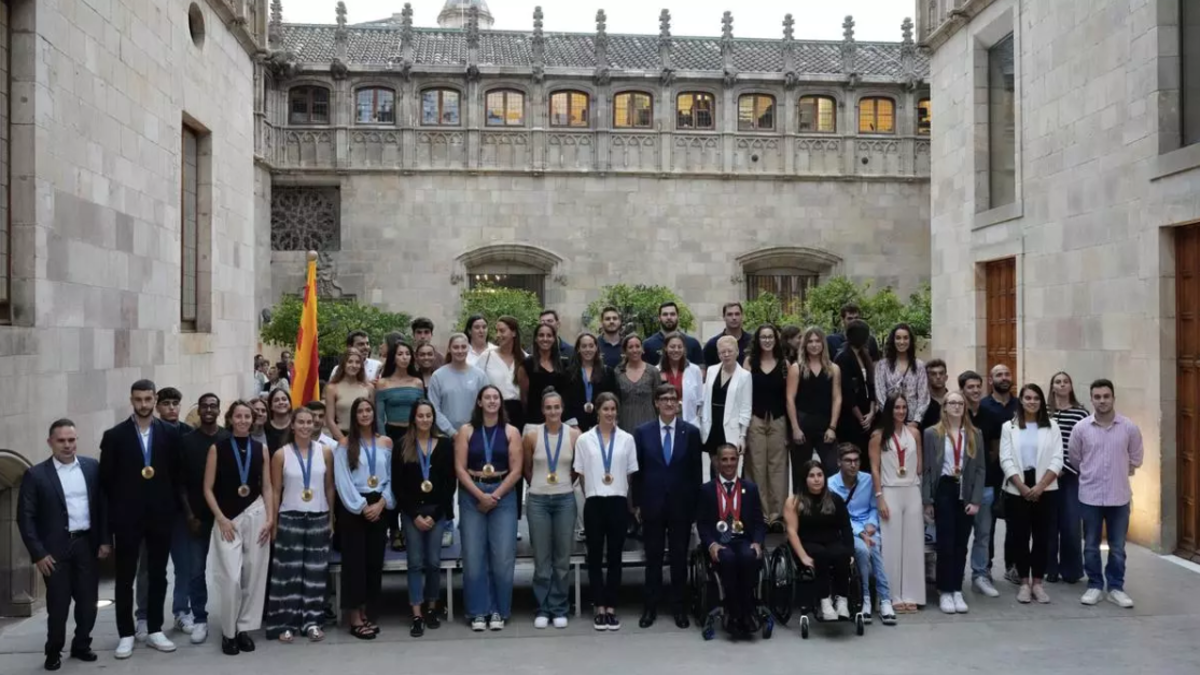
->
[1, 544, 1199, 675]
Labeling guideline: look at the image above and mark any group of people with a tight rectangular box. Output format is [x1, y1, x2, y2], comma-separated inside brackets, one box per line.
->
[16, 303, 1145, 667]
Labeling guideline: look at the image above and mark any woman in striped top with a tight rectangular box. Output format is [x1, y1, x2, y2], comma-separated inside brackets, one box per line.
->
[873, 323, 928, 428]
[1046, 371, 1089, 584]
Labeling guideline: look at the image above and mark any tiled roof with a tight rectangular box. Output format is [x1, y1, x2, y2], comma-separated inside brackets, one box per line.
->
[277, 25, 929, 79]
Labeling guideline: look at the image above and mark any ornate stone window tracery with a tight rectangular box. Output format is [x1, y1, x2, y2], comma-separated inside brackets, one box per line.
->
[270, 187, 341, 252]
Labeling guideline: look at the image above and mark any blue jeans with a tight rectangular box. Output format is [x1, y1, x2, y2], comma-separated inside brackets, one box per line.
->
[401, 515, 446, 606]
[970, 487, 996, 581]
[526, 492, 577, 618]
[458, 482, 518, 619]
[136, 515, 192, 621]
[1082, 502, 1130, 592]
[1046, 471, 1084, 582]
[853, 533, 891, 603]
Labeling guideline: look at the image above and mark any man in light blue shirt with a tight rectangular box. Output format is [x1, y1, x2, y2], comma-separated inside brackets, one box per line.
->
[827, 443, 896, 625]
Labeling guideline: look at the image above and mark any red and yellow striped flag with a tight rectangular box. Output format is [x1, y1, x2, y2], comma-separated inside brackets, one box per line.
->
[290, 251, 320, 407]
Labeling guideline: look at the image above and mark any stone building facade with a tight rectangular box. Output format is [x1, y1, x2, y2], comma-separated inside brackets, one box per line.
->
[263, 2, 933, 336]
[0, 0, 264, 615]
[921, 0, 1200, 555]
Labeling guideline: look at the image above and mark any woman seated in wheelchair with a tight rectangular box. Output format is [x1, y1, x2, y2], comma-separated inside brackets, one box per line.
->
[698, 443, 766, 637]
[783, 459, 855, 622]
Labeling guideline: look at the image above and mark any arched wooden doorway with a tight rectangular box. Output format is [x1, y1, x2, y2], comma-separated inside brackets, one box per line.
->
[0, 449, 36, 617]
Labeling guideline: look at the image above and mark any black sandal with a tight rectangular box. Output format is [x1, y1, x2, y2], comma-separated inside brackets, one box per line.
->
[349, 624, 376, 640]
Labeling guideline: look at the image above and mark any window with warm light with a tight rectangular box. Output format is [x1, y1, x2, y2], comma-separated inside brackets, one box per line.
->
[485, 89, 525, 127]
[421, 88, 461, 126]
[798, 96, 837, 133]
[738, 94, 775, 131]
[614, 92, 653, 129]
[549, 91, 590, 128]
[676, 92, 715, 130]
[917, 98, 932, 135]
[355, 87, 395, 124]
[858, 97, 895, 133]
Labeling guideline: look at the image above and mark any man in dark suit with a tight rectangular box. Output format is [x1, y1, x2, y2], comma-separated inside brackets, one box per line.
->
[633, 384, 703, 629]
[18, 419, 109, 670]
[697, 443, 766, 638]
[98, 379, 185, 659]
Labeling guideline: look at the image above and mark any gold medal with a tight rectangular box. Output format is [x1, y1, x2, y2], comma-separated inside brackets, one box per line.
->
[953, 466, 962, 477]
[237, 485, 251, 498]
[602, 473, 614, 485]
[301, 488, 314, 502]
[420, 480, 433, 493]
[141, 466, 155, 480]
[732, 520, 745, 534]
[367, 475, 380, 488]
[899, 467, 907, 477]
[482, 464, 496, 477]
[546, 472, 558, 485]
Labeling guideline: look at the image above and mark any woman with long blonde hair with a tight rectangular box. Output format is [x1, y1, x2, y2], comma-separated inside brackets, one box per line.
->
[922, 391, 985, 615]
[324, 350, 374, 443]
[786, 326, 843, 481]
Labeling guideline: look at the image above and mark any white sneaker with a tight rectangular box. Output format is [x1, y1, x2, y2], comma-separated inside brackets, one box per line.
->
[834, 596, 850, 619]
[939, 593, 957, 614]
[174, 613, 194, 634]
[134, 620, 148, 643]
[973, 577, 1000, 598]
[552, 616, 568, 629]
[470, 616, 487, 631]
[145, 632, 176, 652]
[189, 622, 208, 644]
[1080, 588, 1103, 605]
[819, 597, 838, 621]
[534, 615, 549, 629]
[879, 600, 897, 625]
[953, 592, 969, 613]
[487, 612, 505, 630]
[861, 596, 873, 623]
[1107, 590, 1134, 608]
[115, 636, 135, 659]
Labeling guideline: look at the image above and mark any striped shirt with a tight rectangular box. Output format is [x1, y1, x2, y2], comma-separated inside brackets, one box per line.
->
[1067, 414, 1144, 507]
[1051, 405, 1090, 473]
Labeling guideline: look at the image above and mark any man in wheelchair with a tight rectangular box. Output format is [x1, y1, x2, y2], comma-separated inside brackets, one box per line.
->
[827, 443, 897, 625]
[697, 444, 766, 638]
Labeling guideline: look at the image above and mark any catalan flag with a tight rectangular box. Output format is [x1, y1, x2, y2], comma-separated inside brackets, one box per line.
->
[290, 252, 320, 407]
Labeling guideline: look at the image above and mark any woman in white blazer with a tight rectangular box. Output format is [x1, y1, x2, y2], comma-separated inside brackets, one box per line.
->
[700, 336, 753, 468]
[659, 333, 704, 426]
[999, 383, 1063, 605]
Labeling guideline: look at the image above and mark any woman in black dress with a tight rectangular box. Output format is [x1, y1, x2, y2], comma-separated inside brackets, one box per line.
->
[521, 324, 568, 431]
[833, 320, 876, 469]
[783, 459, 853, 622]
[786, 326, 843, 482]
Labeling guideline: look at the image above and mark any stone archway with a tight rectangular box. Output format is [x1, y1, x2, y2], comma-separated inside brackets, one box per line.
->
[0, 450, 36, 617]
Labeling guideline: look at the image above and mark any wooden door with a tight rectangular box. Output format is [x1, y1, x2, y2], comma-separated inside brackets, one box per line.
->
[1177, 224, 1200, 562]
[984, 258, 1017, 375]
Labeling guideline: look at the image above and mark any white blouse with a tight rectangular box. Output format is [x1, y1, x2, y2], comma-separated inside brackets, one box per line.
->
[477, 346, 522, 400]
[573, 426, 638, 498]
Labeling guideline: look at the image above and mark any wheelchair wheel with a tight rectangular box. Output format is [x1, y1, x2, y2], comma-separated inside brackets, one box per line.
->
[761, 613, 774, 640]
[799, 614, 810, 639]
[689, 550, 711, 624]
[764, 545, 795, 625]
[855, 613, 865, 636]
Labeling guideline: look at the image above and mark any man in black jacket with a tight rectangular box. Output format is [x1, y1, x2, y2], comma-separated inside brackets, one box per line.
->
[698, 444, 766, 638]
[18, 419, 109, 670]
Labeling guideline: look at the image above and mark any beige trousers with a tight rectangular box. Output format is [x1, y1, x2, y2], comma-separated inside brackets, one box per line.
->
[211, 497, 270, 638]
[881, 485, 926, 606]
[744, 415, 789, 523]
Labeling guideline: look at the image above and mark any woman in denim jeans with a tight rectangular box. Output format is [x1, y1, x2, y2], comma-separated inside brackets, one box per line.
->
[455, 385, 523, 632]
[394, 400, 455, 637]
[523, 387, 581, 628]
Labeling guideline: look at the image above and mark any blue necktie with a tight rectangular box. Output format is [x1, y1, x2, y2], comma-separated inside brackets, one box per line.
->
[662, 426, 673, 465]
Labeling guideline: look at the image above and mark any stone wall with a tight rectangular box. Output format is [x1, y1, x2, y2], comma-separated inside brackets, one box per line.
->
[270, 173, 930, 339]
[927, 0, 1200, 549]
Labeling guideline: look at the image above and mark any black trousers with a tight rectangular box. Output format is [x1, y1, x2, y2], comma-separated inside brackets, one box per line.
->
[114, 524, 170, 637]
[337, 499, 387, 616]
[934, 477, 974, 593]
[714, 539, 760, 622]
[584, 496, 628, 608]
[1004, 472, 1059, 581]
[43, 535, 99, 656]
[385, 425, 408, 536]
[803, 541, 852, 600]
[643, 514, 691, 611]
[793, 420, 836, 488]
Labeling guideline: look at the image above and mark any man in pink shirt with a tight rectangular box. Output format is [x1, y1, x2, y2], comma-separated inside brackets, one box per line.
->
[1067, 379, 1143, 609]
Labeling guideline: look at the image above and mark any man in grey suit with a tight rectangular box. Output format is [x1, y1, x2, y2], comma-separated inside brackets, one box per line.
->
[18, 419, 110, 670]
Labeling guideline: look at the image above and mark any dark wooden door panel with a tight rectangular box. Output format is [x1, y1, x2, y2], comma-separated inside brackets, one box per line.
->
[1177, 224, 1200, 561]
[985, 258, 1017, 376]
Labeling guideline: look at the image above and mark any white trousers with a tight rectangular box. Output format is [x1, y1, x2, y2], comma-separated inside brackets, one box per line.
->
[881, 485, 926, 606]
[210, 497, 270, 638]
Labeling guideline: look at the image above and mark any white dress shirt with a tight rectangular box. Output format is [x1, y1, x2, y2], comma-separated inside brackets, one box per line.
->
[54, 457, 91, 532]
[573, 427, 638, 498]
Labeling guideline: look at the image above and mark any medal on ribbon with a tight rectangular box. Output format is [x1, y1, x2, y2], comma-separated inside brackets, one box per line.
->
[717, 480, 743, 537]
[893, 433, 907, 477]
[597, 427, 615, 485]
[544, 424, 564, 485]
[582, 368, 594, 414]
[233, 436, 253, 498]
[419, 436, 434, 493]
[481, 426, 499, 477]
[364, 435, 380, 488]
[951, 430, 963, 477]
[137, 423, 155, 479]
[294, 442, 315, 502]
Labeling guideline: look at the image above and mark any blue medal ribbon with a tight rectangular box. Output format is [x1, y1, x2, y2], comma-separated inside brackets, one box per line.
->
[596, 426, 615, 477]
[136, 422, 153, 470]
[482, 425, 499, 467]
[232, 437, 252, 489]
[544, 425, 564, 476]
[419, 437, 434, 483]
[363, 436, 378, 478]
[293, 442, 314, 493]
[582, 368, 594, 403]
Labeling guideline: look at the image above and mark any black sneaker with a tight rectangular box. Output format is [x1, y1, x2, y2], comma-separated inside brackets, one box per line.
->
[424, 605, 441, 629]
[410, 616, 425, 638]
[593, 614, 607, 631]
[606, 613, 621, 631]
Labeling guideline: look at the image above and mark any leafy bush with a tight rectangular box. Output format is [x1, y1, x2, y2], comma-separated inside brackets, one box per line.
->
[584, 284, 695, 338]
[457, 283, 543, 347]
[260, 296, 412, 357]
[742, 292, 805, 331]
[748, 277, 932, 339]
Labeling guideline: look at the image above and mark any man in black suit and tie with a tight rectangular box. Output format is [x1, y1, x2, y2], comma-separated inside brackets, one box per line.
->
[633, 384, 703, 629]
[18, 419, 109, 670]
[698, 443, 766, 638]
[98, 379, 184, 659]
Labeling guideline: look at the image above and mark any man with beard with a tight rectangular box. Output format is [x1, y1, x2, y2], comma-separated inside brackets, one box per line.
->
[978, 365, 1019, 587]
[920, 360, 950, 430]
[598, 306, 626, 368]
[643, 302, 703, 367]
[177, 394, 229, 645]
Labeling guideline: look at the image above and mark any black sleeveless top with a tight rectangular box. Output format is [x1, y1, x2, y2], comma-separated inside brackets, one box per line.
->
[795, 366, 835, 431]
[750, 361, 786, 419]
[214, 436, 264, 520]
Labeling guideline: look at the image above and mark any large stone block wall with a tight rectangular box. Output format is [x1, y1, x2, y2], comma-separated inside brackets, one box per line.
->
[927, 0, 1200, 549]
[270, 173, 930, 339]
[0, 0, 260, 462]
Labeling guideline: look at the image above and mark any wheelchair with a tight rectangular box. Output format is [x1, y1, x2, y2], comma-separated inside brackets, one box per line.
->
[763, 543, 865, 639]
[687, 547, 775, 641]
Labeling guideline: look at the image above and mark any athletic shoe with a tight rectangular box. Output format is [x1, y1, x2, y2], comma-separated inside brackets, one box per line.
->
[952, 592, 969, 613]
[1005, 566, 1021, 585]
[861, 596, 873, 624]
[1080, 588, 1103, 605]
[1107, 590, 1134, 608]
[534, 615, 549, 629]
[115, 637, 135, 659]
[593, 614, 607, 631]
[606, 613, 621, 631]
[174, 613, 194, 634]
[819, 597, 837, 621]
[146, 632, 176, 653]
[1017, 584, 1032, 603]
[190, 623, 208, 644]
[553, 616, 568, 629]
[939, 593, 956, 614]
[834, 596, 849, 620]
[879, 600, 897, 625]
[973, 576, 1000, 597]
[134, 620, 148, 643]
[487, 613, 505, 631]
[1032, 584, 1051, 604]
[471, 616, 487, 631]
